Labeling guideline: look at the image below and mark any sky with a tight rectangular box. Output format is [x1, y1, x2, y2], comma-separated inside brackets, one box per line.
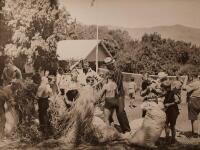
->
[60, 0, 200, 28]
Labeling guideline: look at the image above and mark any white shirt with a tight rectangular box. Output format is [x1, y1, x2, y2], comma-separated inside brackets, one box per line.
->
[128, 81, 137, 94]
[77, 68, 102, 86]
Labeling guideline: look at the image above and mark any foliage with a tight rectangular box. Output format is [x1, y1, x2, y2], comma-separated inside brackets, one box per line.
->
[14, 80, 41, 143]
[75, 23, 200, 75]
[114, 33, 200, 75]
[3, 0, 75, 72]
[0, 0, 12, 77]
[75, 25, 131, 57]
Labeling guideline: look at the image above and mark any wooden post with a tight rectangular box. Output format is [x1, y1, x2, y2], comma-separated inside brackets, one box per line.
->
[96, 25, 99, 73]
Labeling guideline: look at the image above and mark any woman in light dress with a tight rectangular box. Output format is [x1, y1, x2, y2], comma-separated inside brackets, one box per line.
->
[3, 81, 22, 136]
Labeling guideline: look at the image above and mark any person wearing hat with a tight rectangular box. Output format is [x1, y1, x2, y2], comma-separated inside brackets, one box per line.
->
[140, 72, 168, 117]
[182, 73, 200, 137]
[104, 57, 131, 134]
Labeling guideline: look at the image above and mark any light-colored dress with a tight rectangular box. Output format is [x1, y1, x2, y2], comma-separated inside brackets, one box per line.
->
[2, 86, 19, 136]
[4, 102, 18, 135]
[128, 81, 137, 96]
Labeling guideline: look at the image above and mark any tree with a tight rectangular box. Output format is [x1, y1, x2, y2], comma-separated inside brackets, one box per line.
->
[3, 0, 75, 73]
[0, 0, 12, 79]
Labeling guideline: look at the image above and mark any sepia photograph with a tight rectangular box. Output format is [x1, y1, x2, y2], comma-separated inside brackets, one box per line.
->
[0, 0, 200, 149]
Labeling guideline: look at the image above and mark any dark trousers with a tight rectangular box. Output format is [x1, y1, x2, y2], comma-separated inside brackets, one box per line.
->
[0, 94, 6, 139]
[142, 110, 147, 118]
[0, 98, 5, 138]
[38, 97, 51, 136]
[108, 97, 131, 133]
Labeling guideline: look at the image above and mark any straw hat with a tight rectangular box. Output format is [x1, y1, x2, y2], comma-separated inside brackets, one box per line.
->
[104, 57, 115, 65]
[158, 72, 168, 80]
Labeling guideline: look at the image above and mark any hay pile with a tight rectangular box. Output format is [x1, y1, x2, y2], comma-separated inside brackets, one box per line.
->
[128, 102, 166, 148]
[51, 86, 121, 146]
[14, 80, 41, 143]
[56, 86, 100, 146]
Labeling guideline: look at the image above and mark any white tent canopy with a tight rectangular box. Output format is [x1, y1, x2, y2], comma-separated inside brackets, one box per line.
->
[57, 40, 101, 60]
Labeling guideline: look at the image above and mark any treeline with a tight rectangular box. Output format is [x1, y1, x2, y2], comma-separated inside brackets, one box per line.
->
[0, 0, 76, 75]
[0, 0, 200, 76]
[75, 24, 200, 76]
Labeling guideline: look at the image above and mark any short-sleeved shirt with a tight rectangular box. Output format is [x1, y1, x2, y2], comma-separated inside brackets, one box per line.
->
[128, 81, 137, 94]
[185, 80, 200, 98]
[78, 68, 101, 86]
[102, 81, 117, 98]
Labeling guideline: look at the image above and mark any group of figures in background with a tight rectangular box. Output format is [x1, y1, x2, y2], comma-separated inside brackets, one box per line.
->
[0, 56, 200, 148]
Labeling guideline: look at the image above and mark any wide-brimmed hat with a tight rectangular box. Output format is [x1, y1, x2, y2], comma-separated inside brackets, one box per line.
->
[161, 80, 171, 89]
[104, 57, 115, 65]
[158, 72, 168, 80]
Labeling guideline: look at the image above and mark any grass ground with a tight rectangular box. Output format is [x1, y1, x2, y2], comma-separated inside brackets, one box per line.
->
[0, 90, 200, 150]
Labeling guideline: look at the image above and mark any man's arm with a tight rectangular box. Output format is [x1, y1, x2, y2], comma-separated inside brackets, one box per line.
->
[140, 87, 150, 97]
[182, 82, 197, 93]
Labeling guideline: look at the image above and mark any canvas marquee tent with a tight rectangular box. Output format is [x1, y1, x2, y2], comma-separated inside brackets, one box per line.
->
[57, 40, 112, 71]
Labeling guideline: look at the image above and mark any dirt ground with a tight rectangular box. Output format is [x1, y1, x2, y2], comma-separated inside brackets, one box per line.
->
[0, 94, 200, 150]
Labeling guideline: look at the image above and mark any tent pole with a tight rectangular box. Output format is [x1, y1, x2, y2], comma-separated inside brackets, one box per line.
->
[96, 24, 99, 73]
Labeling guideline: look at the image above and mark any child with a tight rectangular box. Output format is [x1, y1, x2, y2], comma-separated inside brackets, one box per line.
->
[128, 76, 137, 108]
[99, 73, 117, 126]
[162, 83, 181, 144]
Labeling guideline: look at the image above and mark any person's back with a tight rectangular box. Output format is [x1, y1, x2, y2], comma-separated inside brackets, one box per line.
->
[110, 69, 125, 97]
[164, 90, 180, 116]
[103, 79, 117, 98]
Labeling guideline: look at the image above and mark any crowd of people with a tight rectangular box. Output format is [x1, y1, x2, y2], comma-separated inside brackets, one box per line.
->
[0, 56, 199, 148]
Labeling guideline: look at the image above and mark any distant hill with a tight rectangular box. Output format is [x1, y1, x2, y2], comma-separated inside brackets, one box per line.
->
[110, 24, 200, 46]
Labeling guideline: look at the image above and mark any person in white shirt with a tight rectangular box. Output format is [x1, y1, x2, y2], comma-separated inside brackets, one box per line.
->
[77, 60, 101, 87]
[128, 76, 137, 108]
